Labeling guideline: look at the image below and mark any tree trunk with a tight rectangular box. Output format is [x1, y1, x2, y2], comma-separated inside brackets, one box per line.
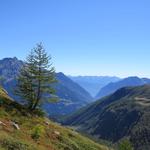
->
[32, 66, 41, 110]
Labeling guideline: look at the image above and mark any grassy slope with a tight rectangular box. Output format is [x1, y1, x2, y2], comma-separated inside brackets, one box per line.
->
[0, 87, 110, 150]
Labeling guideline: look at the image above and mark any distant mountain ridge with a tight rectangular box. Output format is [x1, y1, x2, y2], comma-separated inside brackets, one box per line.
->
[0, 57, 92, 117]
[63, 85, 150, 150]
[96, 76, 150, 99]
[69, 75, 120, 97]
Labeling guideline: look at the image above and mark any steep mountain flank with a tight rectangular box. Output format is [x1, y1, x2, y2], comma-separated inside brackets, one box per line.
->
[64, 85, 150, 150]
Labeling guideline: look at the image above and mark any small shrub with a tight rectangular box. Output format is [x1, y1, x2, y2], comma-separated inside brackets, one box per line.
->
[32, 109, 45, 117]
[118, 139, 134, 150]
[0, 109, 8, 117]
[31, 124, 45, 140]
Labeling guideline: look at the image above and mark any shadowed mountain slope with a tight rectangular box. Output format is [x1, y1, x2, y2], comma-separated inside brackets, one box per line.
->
[64, 85, 150, 150]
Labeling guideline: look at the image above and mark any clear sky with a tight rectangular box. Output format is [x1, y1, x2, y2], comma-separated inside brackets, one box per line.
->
[0, 0, 150, 77]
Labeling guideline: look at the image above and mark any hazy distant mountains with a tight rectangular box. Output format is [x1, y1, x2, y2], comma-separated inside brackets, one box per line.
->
[0, 57, 92, 116]
[1, 57, 150, 119]
[70, 75, 150, 100]
[95, 76, 150, 99]
[69, 76, 120, 96]
[64, 85, 150, 150]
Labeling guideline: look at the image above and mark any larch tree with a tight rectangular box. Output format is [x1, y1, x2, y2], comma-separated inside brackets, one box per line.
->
[16, 43, 57, 111]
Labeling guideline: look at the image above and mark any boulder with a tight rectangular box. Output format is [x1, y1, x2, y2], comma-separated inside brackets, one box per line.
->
[11, 122, 20, 130]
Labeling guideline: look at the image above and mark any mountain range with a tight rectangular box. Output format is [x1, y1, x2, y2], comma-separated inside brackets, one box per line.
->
[69, 75, 120, 97]
[0, 57, 93, 117]
[1, 57, 150, 149]
[96, 76, 150, 99]
[63, 85, 150, 150]
[1, 57, 150, 119]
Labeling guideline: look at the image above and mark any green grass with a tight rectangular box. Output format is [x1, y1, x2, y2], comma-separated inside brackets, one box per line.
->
[0, 88, 111, 150]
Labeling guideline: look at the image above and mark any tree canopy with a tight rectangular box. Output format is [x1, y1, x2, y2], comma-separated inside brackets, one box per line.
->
[16, 43, 57, 111]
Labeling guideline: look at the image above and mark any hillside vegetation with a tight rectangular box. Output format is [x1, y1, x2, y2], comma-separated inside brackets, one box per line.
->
[0, 87, 110, 150]
[64, 85, 150, 150]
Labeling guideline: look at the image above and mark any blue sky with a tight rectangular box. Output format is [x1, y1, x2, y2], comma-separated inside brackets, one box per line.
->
[0, 0, 150, 77]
